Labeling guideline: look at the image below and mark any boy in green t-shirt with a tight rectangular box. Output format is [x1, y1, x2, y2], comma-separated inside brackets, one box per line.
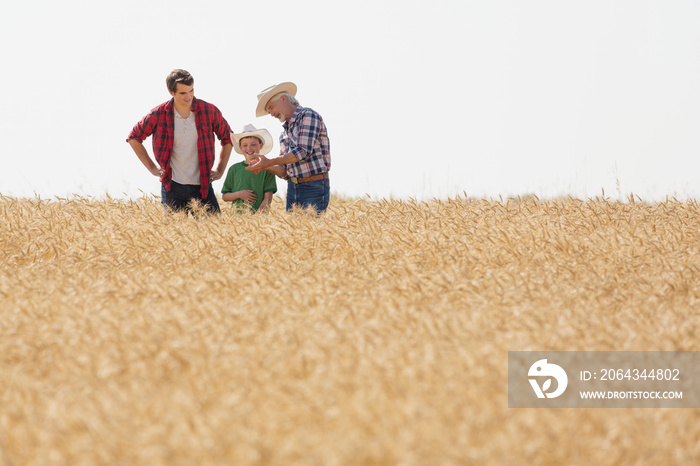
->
[222, 124, 278, 213]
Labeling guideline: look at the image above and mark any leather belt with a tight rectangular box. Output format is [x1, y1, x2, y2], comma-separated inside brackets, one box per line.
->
[289, 172, 329, 184]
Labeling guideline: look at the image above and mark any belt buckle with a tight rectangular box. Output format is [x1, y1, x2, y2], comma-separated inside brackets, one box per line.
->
[290, 176, 300, 184]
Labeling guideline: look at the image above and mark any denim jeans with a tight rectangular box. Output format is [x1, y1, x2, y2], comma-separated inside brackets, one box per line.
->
[160, 183, 167, 209]
[286, 178, 330, 213]
[165, 181, 221, 214]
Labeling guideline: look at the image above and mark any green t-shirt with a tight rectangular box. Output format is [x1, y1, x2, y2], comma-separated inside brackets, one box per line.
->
[221, 161, 278, 212]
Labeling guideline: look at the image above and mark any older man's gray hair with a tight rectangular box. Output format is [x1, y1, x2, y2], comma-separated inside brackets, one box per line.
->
[270, 92, 299, 107]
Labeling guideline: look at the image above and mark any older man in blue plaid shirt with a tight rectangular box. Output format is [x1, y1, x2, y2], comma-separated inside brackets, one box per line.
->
[247, 82, 331, 213]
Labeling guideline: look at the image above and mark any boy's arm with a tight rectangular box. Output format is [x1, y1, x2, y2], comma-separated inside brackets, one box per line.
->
[220, 167, 255, 203]
[221, 191, 238, 202]
[257, 191, 274, 212]
[222, 190, 256, 203]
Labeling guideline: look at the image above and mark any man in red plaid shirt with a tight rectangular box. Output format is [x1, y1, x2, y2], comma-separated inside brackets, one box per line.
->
[127, 69, 233, 213]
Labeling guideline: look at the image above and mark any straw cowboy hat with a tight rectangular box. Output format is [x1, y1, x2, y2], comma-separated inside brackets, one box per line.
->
[231, 124, 273, 156]
[255, 82, 297, 117]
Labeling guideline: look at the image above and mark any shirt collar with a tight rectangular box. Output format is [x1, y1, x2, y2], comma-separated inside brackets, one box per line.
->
[284, 105, 303, 128]
[168, 97, 197, 119]
[174, 109, 194, 120]
[167, 97, 198, 112]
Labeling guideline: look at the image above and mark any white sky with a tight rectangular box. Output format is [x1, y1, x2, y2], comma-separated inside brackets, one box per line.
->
[1, 0, 699, 201]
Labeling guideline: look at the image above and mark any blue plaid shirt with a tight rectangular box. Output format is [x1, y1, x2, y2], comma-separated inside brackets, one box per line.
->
[280, 106, 331, 178]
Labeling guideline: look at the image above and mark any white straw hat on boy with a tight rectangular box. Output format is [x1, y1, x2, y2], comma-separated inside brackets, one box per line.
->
[255, 82, 297, 117]
[231, 124, 273, 156]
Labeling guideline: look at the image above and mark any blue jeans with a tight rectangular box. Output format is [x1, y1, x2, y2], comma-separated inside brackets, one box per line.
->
[286, 178, 330, 213]
[165, 181, 221, 214]
[161, 183, 167, 209]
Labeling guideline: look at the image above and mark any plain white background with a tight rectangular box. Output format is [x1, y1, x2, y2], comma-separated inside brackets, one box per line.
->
[2, 0, 699, 201]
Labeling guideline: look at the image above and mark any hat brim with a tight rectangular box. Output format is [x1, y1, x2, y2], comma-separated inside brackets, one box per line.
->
[255, 82, 297, 118]
[231, 129, 274, 156]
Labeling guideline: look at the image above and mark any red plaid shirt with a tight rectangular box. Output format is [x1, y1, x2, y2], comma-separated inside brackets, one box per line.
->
[127, 97, 232, 197]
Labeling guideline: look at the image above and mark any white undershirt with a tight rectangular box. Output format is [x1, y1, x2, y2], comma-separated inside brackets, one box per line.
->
[171, 110, 200, 185]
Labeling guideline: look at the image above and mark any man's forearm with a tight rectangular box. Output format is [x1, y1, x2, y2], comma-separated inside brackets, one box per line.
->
[246, 152, 298, 175]
[128, 139, 161, 176]
[266, 165, 288, 179]
[270, 152, 298, 166]
[210, 144, 233, 181]
[215, 144, 233, 172]
[265, 153, 295, 178]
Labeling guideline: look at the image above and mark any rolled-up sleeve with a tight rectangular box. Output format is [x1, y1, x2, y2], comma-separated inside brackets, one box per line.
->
[213, 108, 233, 146]
[126, 109, 157, 143]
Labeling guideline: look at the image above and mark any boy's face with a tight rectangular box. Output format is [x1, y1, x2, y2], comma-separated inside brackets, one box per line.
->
[169, 83, 194, 107]
[239, 136, 263, 161]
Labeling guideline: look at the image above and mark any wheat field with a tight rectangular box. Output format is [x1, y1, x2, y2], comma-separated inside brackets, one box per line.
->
[1, 194, 699, 465]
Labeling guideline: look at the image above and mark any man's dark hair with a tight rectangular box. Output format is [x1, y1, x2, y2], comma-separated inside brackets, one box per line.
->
[166, 69, 194, 93]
